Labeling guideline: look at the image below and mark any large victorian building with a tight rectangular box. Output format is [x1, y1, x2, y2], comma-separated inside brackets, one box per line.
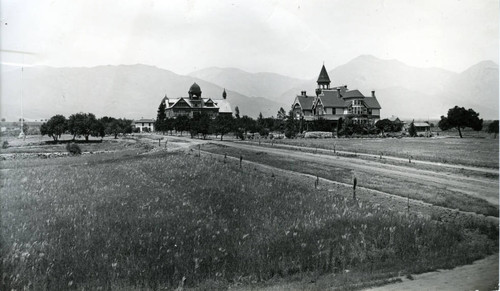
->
[292, 65, 381, 125]
[162, 83, 232, 118]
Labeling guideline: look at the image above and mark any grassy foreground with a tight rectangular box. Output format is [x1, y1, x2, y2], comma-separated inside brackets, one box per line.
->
[1, 151, 497, 290]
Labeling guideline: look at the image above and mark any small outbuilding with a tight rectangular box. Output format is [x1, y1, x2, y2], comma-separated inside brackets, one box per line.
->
[414, 122, 431, 136]
[134, 118, 155, 132]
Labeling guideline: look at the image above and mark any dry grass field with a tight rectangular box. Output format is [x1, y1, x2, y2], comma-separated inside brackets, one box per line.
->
[1, 134, 498, 290]
[261, 135, 499, 168]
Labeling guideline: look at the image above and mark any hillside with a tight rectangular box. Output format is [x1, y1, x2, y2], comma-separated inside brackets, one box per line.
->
[189, 67, 309, 104]
[194, 56, 498, 120]
[1, 65, 286, 121]
[2, 57, 497, 121]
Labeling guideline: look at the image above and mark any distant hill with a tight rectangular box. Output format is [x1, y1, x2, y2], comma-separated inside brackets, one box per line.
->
[2, 57, 497, 121]
[327, 55, 499, 119]
[1, 64, 286, 121]
[189, 67, 309, 105]
[192, 56, 498, 120]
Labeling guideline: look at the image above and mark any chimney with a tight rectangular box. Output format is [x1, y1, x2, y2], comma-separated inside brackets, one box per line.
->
[371, 90, 376, 98]
[301, 91, 307, 96]
[336, 88, 341, 97]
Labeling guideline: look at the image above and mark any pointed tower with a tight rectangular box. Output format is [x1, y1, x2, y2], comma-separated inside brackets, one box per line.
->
[316, 64, 331, 96]
[222, 88, 227, 99]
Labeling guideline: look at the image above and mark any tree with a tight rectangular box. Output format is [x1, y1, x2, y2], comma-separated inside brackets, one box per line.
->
[234, 106, 240, 119]
[486, 120, 499, 138]
[375, 119, 393, 135]
[408, 120, 417, 137]
[438, 106, 483, 138]
[214, 115, 234, 140]
[155, 101, 167, 134]
[40, 115, 67, 141]
[175, 115, 189, 136]
[68, 112, 100, 141]
[284, 110, 297, 138]
[195, 112, 212, 139]
[22, 123, 29, 135]
[101, 117, 131, 138]
[311, 117, 330, 132]
[91, 119, 105, 139]
[277, 107, 287, 120]
[164, 117, 174, 135]
[240, 115, 256, 136]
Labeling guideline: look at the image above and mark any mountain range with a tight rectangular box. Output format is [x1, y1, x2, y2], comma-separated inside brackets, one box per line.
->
[1, 55, 498, 121]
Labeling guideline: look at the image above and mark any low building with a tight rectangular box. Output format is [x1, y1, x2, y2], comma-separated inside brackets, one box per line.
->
[133, 118, 155, 132]
[414, 122, 431, 135]
[292, 65, 381, 126]
[162, 83, 233, 119]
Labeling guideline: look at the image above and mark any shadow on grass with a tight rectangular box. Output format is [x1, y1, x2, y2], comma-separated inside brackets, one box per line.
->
[45, 139, 103, 145]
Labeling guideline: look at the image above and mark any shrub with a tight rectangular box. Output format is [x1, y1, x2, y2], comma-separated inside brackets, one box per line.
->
[259, 127, 270, 137]
[66, 143, 82, 155]
[2, 140, 8, 149]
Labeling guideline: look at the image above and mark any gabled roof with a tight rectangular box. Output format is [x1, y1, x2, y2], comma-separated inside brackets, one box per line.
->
[204, 98, 215, 107]
[294, 95, 315, 110]
[388, 115, 400, 122]
[414, 122, 430, 127]
[135, 118, 155, 123]
[217, 99, 232, 113]
[341, 90, 365, 98]
[318, 90, 346, 107]
[363, 97, 381, 109]
[317, 65, 331, 84]
[171, 97, 192, 108]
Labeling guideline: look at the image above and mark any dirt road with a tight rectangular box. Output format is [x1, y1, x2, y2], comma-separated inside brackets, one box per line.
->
[364, 254, 499, 291]
[214, 141, 499, 206]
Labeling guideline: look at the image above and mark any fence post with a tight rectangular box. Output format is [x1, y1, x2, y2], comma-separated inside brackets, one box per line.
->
[407, 193, 410, 213]
[224, 153, 227, 164]
[239, 155, 243, 168]
[353, 176, 357, 200]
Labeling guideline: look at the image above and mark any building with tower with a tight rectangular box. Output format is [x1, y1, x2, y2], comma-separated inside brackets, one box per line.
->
[161, 83, 233, 118]
[292, 64, 381, 126]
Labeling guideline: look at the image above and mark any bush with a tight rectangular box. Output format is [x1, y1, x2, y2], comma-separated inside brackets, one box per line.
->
[259, 127, 270, 137]
[2, 140, 8, 149]
[235, 129, 245, 140]
[66, 143, 82, 155]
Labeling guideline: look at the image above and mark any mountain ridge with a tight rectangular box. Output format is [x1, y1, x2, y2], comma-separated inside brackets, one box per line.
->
[1, 56, 497, 121]
[1, 65, 287, 121]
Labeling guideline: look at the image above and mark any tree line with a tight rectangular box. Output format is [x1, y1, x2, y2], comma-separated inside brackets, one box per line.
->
[40, 113, 133, 141]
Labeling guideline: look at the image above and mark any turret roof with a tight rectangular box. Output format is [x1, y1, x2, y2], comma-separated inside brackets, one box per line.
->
[317, 65, 331, 84]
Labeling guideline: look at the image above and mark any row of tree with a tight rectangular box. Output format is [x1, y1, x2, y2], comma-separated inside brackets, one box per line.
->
[40, 113, 133, 141]
[155, 103, 499, 139]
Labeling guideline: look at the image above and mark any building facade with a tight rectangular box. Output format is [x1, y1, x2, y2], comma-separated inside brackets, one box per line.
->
[133, 118, 155, 132]
[162, 83, 232, 118]
[292, 65, 381, 125]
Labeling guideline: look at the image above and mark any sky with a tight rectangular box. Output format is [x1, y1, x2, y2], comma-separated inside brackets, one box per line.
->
[1, 0, 499, 79]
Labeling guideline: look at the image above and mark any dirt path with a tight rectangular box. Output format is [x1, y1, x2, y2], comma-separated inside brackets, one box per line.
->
[241, 140, 499, 175]
[201, 149, 498, 223]
[364, 254, 499, 291]
[215, 141, 499, 206]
